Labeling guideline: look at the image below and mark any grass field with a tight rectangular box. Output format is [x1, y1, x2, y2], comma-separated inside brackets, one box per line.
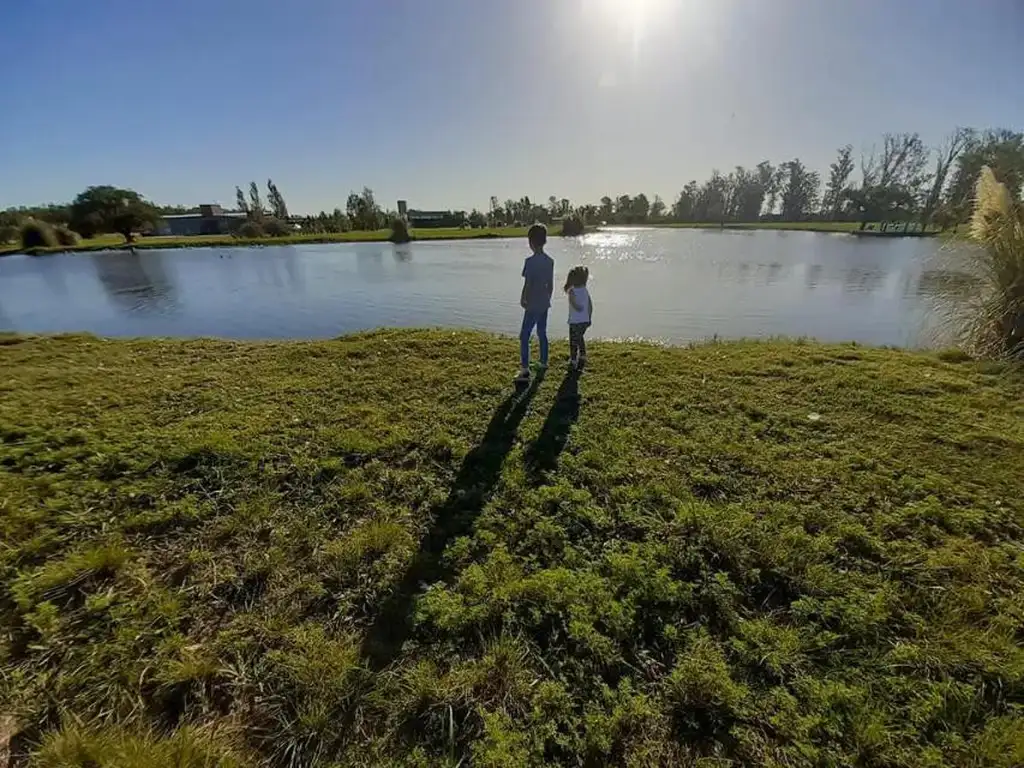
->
[2, 330, 1023, 766]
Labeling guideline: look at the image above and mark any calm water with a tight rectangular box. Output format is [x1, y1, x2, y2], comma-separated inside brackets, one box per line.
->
[0, 228, 975, 347]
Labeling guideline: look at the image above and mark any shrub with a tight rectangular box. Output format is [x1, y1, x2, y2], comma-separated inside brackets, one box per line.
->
[19, 219, 58, 250]
[560, 215, 585, 237]
[949, 166, 1024, 358]
[389, 216, 412, 244]
[0, 224, 18, 244]
[54, 225, 80, 247]
[234, 220, 265, 239]
[262, 217, 292, 237]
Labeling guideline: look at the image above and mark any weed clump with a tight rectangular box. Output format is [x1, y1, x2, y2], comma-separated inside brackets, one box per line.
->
[19, 219, 58, 250]
[389, 216, 412, 243]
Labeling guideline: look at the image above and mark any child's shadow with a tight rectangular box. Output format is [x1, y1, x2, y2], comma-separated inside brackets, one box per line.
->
[360, 372, 544, 670]
[525, 369, 581, 482]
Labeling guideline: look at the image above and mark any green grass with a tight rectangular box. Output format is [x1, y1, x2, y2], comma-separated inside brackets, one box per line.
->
[0, 228, 537, 256]
[0, 221, 950, 257]
[2, 330, 1023, 766]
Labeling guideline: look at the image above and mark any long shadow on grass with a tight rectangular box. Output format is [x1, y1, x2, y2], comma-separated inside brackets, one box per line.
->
[524, 369, 581, 483]
[360, 372, 544, 670]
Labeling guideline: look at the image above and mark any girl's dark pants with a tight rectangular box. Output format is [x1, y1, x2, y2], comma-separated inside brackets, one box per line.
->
[569, 322, 590, 363]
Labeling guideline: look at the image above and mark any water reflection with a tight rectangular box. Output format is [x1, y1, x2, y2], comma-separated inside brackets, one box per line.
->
[916, 268, 981, 298]
[355, 245, 387, 282]
[842, 267, 886, 295]
[90, 251, 176, 313]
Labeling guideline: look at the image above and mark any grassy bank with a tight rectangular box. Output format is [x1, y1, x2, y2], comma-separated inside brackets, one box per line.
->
[2, 330, 1024, 766]
[0, 221, 951, 257]
[0, 227, 536, 257]
[650, 221, 951, 235]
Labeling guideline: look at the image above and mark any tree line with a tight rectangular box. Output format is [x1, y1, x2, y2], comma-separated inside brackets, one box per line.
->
[474, 127, 1022, 230]
[4, 126, 1021, 245]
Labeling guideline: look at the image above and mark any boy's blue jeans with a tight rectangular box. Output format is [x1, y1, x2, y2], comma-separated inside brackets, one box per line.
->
[520, 309, 549, 368]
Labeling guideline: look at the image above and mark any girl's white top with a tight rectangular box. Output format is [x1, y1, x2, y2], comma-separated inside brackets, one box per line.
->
[568, 286, 591, 324]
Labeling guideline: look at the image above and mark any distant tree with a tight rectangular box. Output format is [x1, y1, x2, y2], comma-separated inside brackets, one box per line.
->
[468, 209, 487, 228]
[849, 133, 930, 226]
[694, 171, 730, 222]
[263, 217, 291, 237]
[235, 186, 249, 216]
[821, 145, 855, 220]
[650, 195, 666, 219]
[945, 128, 1024, 221]
[917, 128, 972, 229]
[69, 186, 160, 242]
[248, 182, 265, 220]
[346, 188, 383, 230]
[731, 166, 768, 222]
[266, 179, 289, 220]
[235, 220, 265, 239]
[673, 181, 699, 221]
[779, 159, 821, 220]
[763, 166, 786, 217]
[598, 196, 614, 222]
[503, 199, 517, 225]
[631, 193, 650, 222]
[578, 204, 599, 224]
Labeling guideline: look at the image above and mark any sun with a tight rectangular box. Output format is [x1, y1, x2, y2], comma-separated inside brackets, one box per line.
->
[595, 0, 677, 63]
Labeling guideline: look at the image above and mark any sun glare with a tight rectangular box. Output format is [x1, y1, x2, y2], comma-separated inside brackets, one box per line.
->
[594, 0, 680, 66]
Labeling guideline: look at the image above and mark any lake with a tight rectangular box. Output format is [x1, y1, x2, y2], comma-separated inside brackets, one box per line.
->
[0, 228, 975, 347]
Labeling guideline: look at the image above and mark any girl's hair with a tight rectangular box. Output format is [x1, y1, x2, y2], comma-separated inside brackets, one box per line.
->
[563, 265, 589, 292]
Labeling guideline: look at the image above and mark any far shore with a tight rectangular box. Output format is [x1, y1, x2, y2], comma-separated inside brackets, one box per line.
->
[0, 220, 953, 257]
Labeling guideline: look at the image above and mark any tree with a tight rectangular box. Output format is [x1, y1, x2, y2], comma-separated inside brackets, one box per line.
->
[68, 186, 160, 242]
[731, 166, 768, 222]
[248, 182, 265, 220]
[650, 195, 666, 220]
[631, 193, 650, 222]
[673, 181, 699, 221]
[946, 129, 1024, 221]
[599, 196, 614, 222]
[779, 159, 821, 221]
[235, 186, 249, 216]
[763, 166, 786, 217]
[468, 209, 487, 228]
[267, 179, 289, 220]
[821, 145, 855, 220]
[346, 187, 383, 230]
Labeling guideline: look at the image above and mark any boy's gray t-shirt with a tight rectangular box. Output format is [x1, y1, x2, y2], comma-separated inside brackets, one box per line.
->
[522, 252, 554, 312]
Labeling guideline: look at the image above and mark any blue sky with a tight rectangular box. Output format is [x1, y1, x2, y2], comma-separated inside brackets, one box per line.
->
[1, 0, 1021, 214]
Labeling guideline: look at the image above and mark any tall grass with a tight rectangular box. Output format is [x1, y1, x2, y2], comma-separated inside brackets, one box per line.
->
[958, 167, 1024, 358]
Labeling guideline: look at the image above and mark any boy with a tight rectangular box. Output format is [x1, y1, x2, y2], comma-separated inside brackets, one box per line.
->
[518, 224, 554, 380]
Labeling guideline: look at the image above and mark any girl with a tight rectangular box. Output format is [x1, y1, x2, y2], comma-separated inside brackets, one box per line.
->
[564, 266, 593, 370]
